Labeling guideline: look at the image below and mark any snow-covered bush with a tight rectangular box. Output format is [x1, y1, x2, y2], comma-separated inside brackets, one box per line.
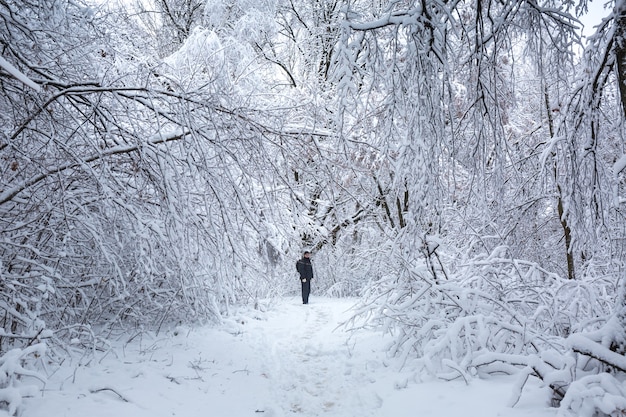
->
[352, 242, 622, 414]
[0, 344, 46, 416]
[558, 373, 626, 417]
[355, 246, 557, 373]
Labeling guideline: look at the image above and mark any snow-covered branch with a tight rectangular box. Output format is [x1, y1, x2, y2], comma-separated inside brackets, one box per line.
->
[0, 56, 41, 92]
[0, 128, 190, 205]
[568, 334, 626, 373]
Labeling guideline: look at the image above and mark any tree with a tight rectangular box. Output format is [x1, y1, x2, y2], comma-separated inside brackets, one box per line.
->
[132, 0, 205, 56]
[0, 0, 297, 354]
[615, 0, 626, 117]
[336, 0, 626, 413]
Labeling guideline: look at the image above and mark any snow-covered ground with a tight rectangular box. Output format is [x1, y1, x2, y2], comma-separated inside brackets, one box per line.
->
[23, 297, 558, 417]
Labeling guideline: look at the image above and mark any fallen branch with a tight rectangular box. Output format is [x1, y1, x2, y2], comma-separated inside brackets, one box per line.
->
[89, 387, 130, 402]
[568, 334, 626, 373]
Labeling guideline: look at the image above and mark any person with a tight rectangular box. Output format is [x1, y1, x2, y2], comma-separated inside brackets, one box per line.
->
[296, 251, 313, 304]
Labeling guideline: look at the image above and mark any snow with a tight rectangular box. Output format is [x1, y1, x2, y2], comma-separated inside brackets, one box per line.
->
[559, 373, 626, 417]
[23, 297, 557, 417]
[0, 56, 40, 92]
[614, 154, 626, 176]
[568, 333, 626, 371]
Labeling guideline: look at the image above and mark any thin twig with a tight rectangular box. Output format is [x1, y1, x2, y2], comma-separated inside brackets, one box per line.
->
[90, 387, 130, 402]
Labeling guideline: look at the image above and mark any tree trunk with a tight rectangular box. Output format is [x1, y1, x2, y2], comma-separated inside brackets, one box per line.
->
[615, 0, 626, 118]
[544, 84, 576, 280]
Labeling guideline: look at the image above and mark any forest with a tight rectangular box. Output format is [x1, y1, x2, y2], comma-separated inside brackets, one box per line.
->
[1, 0, 625, 415]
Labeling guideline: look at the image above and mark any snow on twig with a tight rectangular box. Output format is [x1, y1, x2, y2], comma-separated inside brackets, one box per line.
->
[568, 334, 626, 372]
[0, 56, 40, 92]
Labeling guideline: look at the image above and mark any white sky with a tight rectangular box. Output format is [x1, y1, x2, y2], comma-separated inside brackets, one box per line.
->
[579, 0, 612, 38]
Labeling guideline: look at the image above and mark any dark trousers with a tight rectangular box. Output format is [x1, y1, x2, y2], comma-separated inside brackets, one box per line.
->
[301, 279, 311, 304]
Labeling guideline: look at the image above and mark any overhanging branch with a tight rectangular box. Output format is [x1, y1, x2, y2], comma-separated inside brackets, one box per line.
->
[0, 129, 190, 206]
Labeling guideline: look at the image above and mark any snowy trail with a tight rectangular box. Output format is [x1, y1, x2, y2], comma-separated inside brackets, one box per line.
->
[23, 297, 557, 417]
[248, 298, 384, 416]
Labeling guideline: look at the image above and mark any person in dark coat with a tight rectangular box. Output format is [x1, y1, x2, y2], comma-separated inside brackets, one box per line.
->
[296, 251, 313, 304]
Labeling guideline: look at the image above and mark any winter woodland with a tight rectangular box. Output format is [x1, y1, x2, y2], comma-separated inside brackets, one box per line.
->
[1, 0, 626, 415]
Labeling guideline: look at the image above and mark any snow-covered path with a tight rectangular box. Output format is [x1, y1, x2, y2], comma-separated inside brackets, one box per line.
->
[249, 298, 386, 416]
[23, 297, 557, 417]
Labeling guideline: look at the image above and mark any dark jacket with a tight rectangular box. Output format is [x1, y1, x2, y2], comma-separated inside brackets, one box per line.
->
[296, 257, 313, 280]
